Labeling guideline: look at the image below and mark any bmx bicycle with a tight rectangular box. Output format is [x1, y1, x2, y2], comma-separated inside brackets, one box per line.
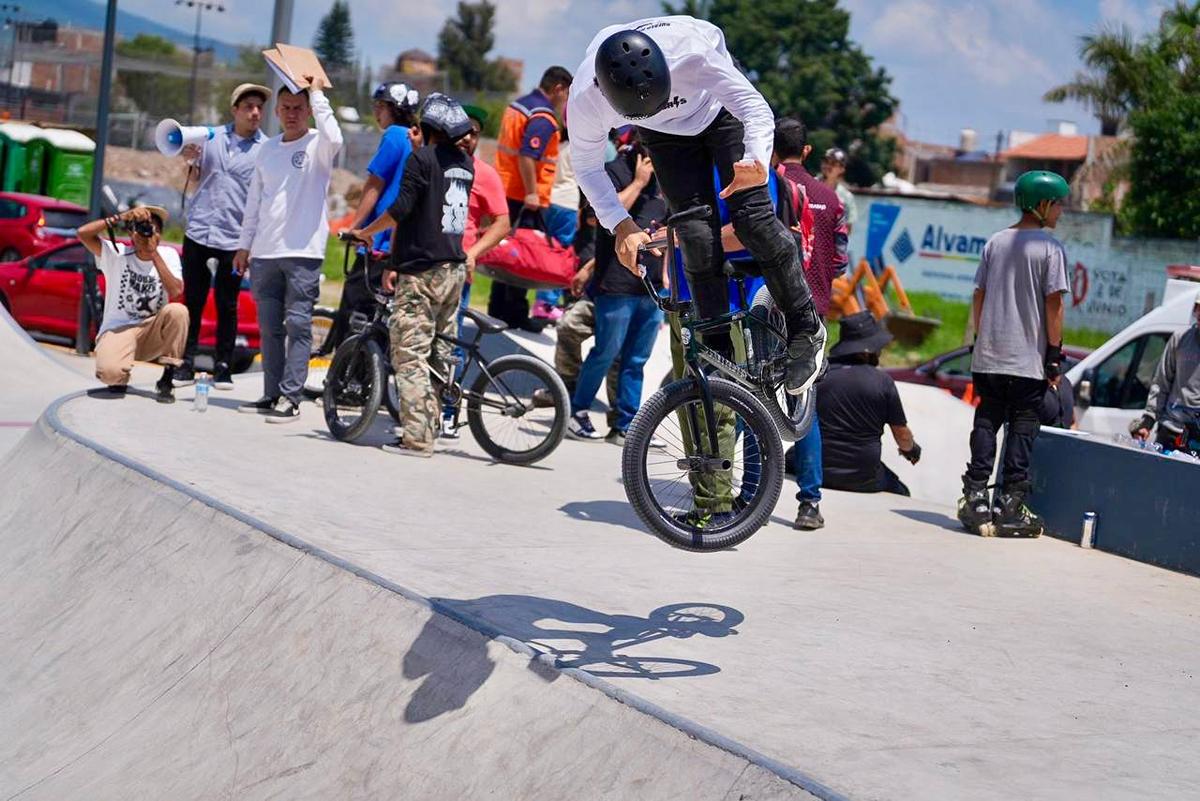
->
[621, 205, 817, 551]
[321, 233, 570, 465]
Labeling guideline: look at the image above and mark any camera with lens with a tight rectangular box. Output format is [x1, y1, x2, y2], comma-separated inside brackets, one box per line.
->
[128, 219, 157, 238]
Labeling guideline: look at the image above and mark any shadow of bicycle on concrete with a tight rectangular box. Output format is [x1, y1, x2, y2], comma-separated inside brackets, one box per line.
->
[402, 595, 744, 723]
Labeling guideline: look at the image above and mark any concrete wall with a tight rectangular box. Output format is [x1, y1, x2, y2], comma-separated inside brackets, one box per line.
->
[1029, 428, 1200, 576]
[848, 194, 1200, 333]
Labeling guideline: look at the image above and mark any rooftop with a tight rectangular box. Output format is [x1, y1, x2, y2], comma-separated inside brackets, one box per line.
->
[1002, 133, 1089, 161]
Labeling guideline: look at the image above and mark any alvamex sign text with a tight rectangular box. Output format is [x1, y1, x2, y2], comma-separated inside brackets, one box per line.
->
[919, 225, 987, 261]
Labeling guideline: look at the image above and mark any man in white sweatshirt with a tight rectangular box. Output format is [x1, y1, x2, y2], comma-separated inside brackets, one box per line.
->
[234, 77, 343, 422]
[569, 16, 824, 396]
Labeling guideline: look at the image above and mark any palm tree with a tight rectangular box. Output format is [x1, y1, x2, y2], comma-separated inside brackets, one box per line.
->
[1044, 24, 1144, 136]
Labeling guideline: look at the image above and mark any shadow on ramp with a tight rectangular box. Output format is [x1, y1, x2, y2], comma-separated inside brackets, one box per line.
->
[892, 507, 969, 534]
[413, 596, 745, 722]
[558, 499, 646, 533]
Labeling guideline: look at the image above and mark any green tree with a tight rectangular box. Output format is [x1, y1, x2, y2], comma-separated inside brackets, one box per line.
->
[1051, 2, 1200, 237]
[313, 0, 355, 73]
[210, 45, 271, 119]
[438, 1, 517, 92]
[665, 0, 898, 185]
[115, 35, 193, 120]
[1043, 25, 1148, 136]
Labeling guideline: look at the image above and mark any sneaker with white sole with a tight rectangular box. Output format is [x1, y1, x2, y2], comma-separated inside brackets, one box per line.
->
[567, 411, 603, 441]
[439, 417, 460, 440]
[238, 395, 279, 414]
[212, 362, 234, 390]
[264, 397, 301, 424]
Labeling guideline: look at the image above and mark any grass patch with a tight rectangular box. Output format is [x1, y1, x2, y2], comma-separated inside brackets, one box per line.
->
[874, 291, 1108, 367]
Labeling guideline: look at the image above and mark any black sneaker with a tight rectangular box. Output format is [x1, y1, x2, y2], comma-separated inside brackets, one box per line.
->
[212, 362, 234, 390]
[155, 368, 176, 404]
[238, 396, 279, 415]
[567, 411, 603, 441]
[605, 428, 626, 446]
[264, 397, 301, 424]
[785, 312, 827, 396]
[173, 363, 196, 387]
[793, 501, 824, 530]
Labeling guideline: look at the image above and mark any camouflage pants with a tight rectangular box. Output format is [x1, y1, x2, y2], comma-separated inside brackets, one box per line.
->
[555, 299, 619, 427]
[668, 314, 748, 512]
[389, 264, 466, 452]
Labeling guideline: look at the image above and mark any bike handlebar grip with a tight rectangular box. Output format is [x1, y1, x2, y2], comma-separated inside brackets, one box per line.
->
[666, 205, 712, 226]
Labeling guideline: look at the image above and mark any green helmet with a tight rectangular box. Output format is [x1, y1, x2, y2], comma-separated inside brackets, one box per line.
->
[1014, 170, 1069, 213]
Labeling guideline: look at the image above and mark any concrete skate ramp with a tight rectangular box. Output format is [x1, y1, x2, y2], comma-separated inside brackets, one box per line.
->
[0, 306, 88, 456]
[0, 418, 825, 801]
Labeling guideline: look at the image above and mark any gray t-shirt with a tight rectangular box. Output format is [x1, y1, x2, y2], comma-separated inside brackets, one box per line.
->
[971, 228, 1070, 380]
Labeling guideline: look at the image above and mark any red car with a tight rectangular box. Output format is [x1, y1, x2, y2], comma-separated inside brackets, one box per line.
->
[0, 192, 89, 263]
[886, 345, 1090, 399]
[0, 239, 262, 372]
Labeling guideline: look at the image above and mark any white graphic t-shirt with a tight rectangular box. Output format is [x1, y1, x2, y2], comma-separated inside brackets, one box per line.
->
[96, 240, 183, 336]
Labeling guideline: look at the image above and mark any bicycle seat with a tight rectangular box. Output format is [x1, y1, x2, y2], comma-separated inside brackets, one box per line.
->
[463, 307, 508, 334]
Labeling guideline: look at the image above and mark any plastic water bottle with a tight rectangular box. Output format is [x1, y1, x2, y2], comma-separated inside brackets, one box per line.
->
[194, 372, 209, 413]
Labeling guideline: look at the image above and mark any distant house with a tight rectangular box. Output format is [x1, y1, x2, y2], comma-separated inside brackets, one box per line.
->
[494, 57, 523, 89]
[394, 49, 437, 77]
[1001, 133, 1125, 210]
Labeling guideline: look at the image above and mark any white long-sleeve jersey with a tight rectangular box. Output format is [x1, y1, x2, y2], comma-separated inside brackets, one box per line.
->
[568, 16, 775, 232]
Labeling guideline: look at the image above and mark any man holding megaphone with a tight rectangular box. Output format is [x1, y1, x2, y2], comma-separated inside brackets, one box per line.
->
[170, 82, 270, 390]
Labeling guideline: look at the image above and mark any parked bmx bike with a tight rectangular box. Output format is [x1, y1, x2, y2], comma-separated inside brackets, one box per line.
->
[321, 234, 569, 465]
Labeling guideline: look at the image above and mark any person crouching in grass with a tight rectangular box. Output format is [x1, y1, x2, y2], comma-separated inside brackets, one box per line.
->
[349, 93, 476, 457]
[77, 205, 187, 403]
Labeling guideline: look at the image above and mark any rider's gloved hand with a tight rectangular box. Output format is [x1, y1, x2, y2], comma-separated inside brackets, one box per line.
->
[1044, 343, 1063, 380]
[900, 442, 922, 465]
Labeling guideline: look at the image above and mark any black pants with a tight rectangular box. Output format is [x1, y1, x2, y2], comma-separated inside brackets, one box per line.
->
[487, 199, 537, 327]
[965, 372, 1047, 489]
[638, 110, 813, 348]
[182, 236, 241, 366]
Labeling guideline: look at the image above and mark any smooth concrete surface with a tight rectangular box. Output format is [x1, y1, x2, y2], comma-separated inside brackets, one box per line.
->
[0, 306, 88, 456]
[0, 421, 820, 800]
[4, 372, 1194, 801]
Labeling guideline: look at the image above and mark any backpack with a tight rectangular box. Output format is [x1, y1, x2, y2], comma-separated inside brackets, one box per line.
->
[776, 166, 814, 271]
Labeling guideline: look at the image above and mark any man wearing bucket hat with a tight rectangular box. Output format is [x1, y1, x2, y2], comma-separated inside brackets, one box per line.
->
[350, 93, 475, 457]
[77, 205, 188, 403]
[958, 170, 1070, 537]
[174, 82, 269, 390]
[816, 311, 921, 497]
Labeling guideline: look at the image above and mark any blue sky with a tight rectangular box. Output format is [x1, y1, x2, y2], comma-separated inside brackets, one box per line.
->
[130, 0, 1170, 146]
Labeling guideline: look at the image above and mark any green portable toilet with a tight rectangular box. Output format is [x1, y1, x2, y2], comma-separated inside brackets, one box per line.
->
[0, 122, 45, 192]
[39, 128, 95, 207]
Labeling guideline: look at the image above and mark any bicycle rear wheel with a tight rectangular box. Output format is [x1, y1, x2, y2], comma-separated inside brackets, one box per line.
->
[622, 377, 784, 551]
[466, 354, 568, 464]
[748, 285, 815, 442]
[322, 336, 386, 442]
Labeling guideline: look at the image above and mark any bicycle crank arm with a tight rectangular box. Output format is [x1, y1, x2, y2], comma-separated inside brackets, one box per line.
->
[676, 456, 734, 473]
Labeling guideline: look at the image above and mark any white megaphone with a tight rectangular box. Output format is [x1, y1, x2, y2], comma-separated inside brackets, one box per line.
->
[154, 118, 216, 156]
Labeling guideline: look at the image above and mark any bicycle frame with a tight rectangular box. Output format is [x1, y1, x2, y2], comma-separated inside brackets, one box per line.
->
[636, 205, 790, 469]
[338, 235, 535, 424]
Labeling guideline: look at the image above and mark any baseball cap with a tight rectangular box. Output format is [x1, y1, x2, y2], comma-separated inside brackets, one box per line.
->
[824, 147, 847, 164]
[462, 104, 488, 126]
[230, 83, 271, 107]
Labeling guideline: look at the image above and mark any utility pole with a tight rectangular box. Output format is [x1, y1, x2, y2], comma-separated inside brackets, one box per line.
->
[79, 0, 117, 355]
[265, 0, 293, 136]
[178, 1, 225, 121]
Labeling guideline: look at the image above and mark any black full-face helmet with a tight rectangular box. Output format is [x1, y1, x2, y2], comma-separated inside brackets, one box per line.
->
[594, 29, 670, 119]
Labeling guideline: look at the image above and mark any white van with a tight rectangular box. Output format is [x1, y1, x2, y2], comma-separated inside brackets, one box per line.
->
[1068, 274, 1198, 436]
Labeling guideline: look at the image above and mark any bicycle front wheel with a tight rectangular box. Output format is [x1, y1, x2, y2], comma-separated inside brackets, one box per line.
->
[622, 377, 784, 551]
[322, 336, 386, 442]
[466, 354, 568, 464]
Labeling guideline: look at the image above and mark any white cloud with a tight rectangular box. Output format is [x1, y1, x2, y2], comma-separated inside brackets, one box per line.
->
[1098, 0, 1166, 34]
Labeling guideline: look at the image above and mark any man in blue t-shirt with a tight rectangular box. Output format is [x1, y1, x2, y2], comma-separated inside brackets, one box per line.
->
[327, 83, 421, 350]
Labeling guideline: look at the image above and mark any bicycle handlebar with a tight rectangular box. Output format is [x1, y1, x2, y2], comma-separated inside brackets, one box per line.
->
[632, 204, 711, 310]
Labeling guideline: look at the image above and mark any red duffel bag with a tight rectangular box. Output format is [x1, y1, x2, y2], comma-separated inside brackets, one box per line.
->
[476, 211, 577, 290]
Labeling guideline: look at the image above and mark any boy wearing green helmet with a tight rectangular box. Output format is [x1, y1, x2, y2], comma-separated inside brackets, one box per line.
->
[957, 170, 1071, 537]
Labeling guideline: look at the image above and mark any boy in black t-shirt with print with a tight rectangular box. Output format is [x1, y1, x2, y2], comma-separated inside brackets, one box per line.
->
[351, 93, 475, 457]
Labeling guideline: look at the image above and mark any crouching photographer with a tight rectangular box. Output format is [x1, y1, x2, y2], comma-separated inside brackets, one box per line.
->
[77, 206, 188, 403]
